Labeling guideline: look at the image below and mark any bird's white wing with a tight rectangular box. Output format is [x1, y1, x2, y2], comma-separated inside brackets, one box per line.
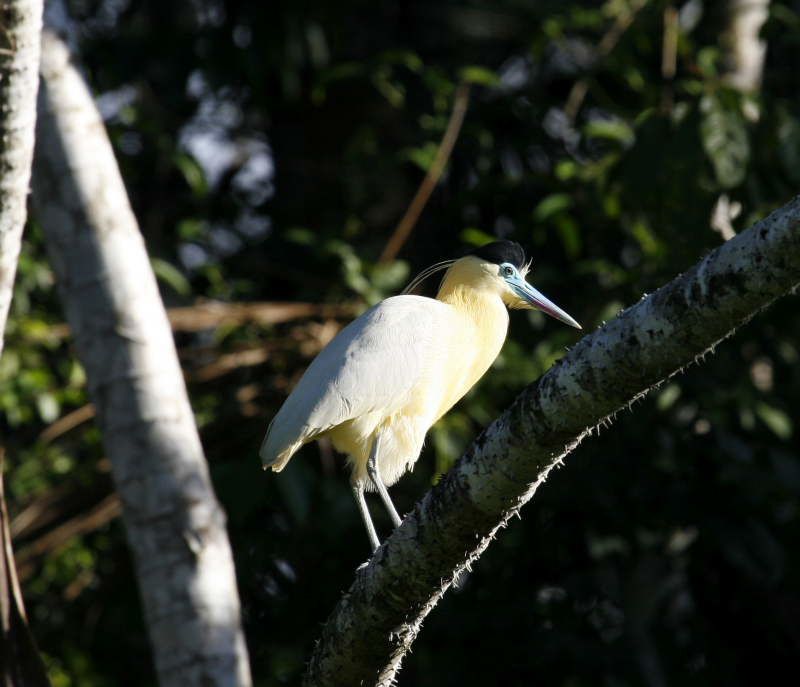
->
[260, 295, 449, 470]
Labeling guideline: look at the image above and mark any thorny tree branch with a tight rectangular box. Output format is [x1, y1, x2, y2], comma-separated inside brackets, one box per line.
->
[305, 195, 800, 687]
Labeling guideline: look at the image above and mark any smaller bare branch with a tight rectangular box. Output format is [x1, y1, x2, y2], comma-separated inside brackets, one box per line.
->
[15, 494, 122, 581]
[378, 83, 471, 264]
[564, 0, 648, 122]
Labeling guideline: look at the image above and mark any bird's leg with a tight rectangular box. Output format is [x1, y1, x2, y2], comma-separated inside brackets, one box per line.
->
[367, 433, 402, 528]
[351, 480, 380, 552]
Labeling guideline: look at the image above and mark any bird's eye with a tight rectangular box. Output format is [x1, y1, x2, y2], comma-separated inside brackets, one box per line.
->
[502, 265, 514, 277]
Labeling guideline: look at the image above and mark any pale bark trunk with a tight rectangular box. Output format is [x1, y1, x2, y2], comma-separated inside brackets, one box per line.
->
[0, 4, 49, 682]
[710, 1, 770, 239]
[0, 0, 42, 354]
[721, 0, 770, 93]
[30, 23, 252, 687]
[306, 195, 800, 686]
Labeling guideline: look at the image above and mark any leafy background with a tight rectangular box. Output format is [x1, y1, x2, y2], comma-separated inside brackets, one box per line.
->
[3, 0, 800, 685]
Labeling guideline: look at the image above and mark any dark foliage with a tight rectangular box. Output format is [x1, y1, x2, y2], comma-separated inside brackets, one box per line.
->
[2, 0, 799, 685]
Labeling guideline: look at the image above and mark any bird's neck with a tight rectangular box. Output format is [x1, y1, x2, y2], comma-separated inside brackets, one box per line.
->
[435, 260, 508, 328]
[436, 271, 509, 349]
[436, 282, 508, 333]
[430, 275, 509, 421]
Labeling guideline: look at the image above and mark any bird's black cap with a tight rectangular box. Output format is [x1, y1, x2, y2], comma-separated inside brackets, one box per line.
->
[467, 240, 526, 269]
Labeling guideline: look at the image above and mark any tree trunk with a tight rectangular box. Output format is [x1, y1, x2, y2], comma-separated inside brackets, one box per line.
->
[30, 23, 252, 687]
[0, 4, 51, 683]
[0, 0, 42, 355]
[721, 0, 770, 93]
[305, 195, 800, 687]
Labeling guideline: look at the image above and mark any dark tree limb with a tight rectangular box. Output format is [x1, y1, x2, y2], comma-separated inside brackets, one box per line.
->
[305, 195, 800, 686]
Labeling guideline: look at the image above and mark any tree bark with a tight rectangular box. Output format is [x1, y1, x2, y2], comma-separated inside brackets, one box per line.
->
[305, 195, 800, 687]
[30, 22, 252, 687]
[0, 0, 42, 355]
[721, 0, 770, 94]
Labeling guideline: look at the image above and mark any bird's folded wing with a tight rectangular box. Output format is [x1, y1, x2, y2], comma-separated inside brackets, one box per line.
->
[260, 295, 449, 467]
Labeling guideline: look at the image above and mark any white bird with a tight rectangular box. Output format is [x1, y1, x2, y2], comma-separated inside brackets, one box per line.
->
[260, 241, 581, 551]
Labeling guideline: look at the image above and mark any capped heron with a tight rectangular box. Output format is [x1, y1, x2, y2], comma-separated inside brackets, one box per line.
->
[260, 241, 581, 551]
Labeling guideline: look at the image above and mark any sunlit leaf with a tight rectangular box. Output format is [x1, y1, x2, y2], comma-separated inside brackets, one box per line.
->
[657, 383, 681, 411]
[460, 227, 496, 246]
[584, 118, 635, 146]
[459, 65, 500, 86]
[403, 142, 438, 172]
[151, 258, 191, 296]
[755, 403, 793, 439]
[533, 193, 572, 221]
[174, 153, 208, 197]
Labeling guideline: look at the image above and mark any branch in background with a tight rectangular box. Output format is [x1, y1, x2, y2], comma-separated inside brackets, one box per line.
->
[15, 493, 121, 582]
[0, 0, 42, 356]
[37, 402, 95, 444]
[45, 299, 359, 339]
[188, 346, 271, 383]
[305, 195, 800, 686]
[661, 4, 678, 80]
[1, 452, 52, 687]
[661, 4, 679, 112]
[564, 0, 648, 122]
[166, 300, 359, 332]
[378, 83, 471, 264]
[31, 11, 252, 687]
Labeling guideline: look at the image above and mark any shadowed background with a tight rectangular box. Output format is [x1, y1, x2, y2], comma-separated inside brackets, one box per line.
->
[2, 0, 799, 685]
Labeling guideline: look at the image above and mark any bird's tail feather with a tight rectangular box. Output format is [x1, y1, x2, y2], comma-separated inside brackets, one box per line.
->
[259, 419, 302, 472]
[262, 447, 295, 472]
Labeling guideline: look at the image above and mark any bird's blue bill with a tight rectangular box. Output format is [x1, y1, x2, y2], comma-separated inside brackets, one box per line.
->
[508, 277, 582, 329]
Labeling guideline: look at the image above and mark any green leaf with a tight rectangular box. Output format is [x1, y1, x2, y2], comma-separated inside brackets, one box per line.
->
[584, 118, 635, 145]
[755, 403, 792, 439]
[372, 67, 405, 107]
[630, 218, 663, 257]
[403, 142, 439, 172]
[370, 261, 410, 292]
[554, 159, 577, 181]
[460, 227, 496, 246]
[700, 95, 749, 188]
[177, 218, 205, 241]
[174, 153, 208, 197]
[379, 50, 423, 71]
[657, 384, 681, 411]
[556, 216, 581, 258]
[284, 227, 316, 245]
[533, 193, 572, 221]
[151, 258, 191, 296]
[36, 392, 60, 423]
[459, 65, 500, 86]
